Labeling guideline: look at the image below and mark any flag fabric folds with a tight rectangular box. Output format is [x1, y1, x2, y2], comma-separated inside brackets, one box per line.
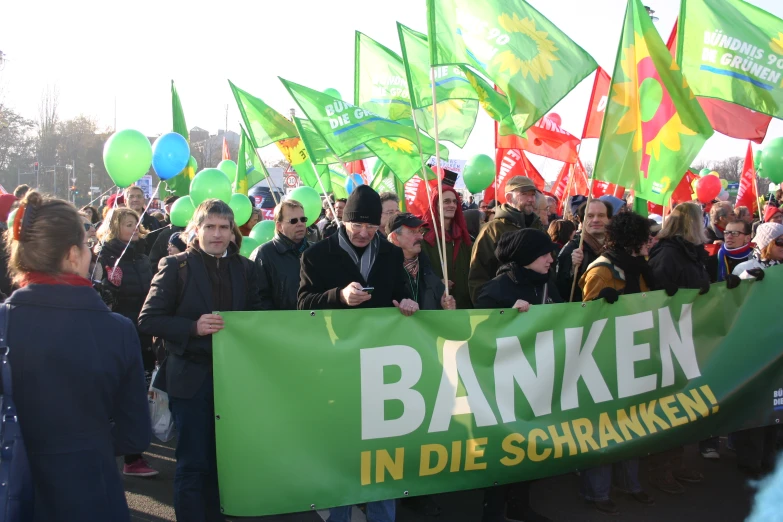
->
[736, 142, 760, 215]
[582, 67, 611, 139]
[496, 115, 581, 163]
[235, 126, 270, 195]
[166, 81, 195, 196]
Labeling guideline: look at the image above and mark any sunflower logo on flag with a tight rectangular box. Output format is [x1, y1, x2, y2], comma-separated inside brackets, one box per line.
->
[770, 33, 783, 55]
[379, 137, 415, 154]
[493, 14, 559, 83]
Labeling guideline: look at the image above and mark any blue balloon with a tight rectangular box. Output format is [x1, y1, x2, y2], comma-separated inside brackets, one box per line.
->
[152, 132, 190, 180]
[344, 173, 365, 195]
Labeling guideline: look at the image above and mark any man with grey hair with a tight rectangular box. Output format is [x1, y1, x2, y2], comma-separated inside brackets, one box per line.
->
[468, 176, 543, 304]
[251, 199, 310, 310]
[139, 199, 263, 522]
[706, 200, 735, 244]
[535, 192, 550, 227]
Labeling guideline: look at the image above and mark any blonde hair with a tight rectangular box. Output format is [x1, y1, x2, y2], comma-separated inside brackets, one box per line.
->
[97, 207, 148, 242]
[6, 191, 84, 284]
[658, 202, 708, 245]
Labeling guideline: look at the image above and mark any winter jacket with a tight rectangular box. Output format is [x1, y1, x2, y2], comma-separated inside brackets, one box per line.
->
[420, 237, 473, 310]
[298, 232, 410, 310]
[580, 254, 651, 301]
[251, 234, 309, 310]
[402, 251, 447, 311]
[648, 236, 711, 291]
[138, 243, 264, 399]
[96, 239, 153, 322]
[475, 264, 562, 309]
[468, 203, 543, 305]
[556, 234, 601, 302]
[733, 258, 766, 279]
[7, 284, 150, 522]
[705, 223, 724, 243]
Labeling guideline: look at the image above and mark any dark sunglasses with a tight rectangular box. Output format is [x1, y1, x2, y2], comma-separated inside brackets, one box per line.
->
[83, 223, 95, 231]
[286, 217, 308, 225]
[775, 238, 783, 247]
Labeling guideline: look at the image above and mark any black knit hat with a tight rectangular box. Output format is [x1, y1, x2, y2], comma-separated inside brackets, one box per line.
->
[343, 185, 382, 225]
[495, 228, 558, 267]
[169, 232, 187, 252]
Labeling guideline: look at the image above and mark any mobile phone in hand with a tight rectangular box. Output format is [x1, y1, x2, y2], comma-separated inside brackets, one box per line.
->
[361, 287, 375, 294]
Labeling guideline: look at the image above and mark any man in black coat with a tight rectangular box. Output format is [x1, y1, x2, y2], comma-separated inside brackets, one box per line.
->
[297, 185, 418, 522]
[556, 199, 612, 302]
[148, 196, 182, 269]
[138, 199, 263, 522]
[251, 199, 310, 310]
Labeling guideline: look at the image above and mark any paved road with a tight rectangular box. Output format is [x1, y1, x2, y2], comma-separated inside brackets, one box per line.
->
[124, 438, 761, 522]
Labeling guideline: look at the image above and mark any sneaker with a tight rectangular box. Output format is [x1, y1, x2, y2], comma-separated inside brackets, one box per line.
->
[701, 448, 720, 459]
[649, 472, 685, 495]
[673, 467, 703, 483]
[629, 491, 655, 505]
[123, 458, 159, 477]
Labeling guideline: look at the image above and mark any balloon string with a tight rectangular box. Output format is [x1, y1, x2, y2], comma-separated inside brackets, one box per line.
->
[91, 187, 124, 282]
[111, 181, 162, 270]
[81, 186, 117, 211]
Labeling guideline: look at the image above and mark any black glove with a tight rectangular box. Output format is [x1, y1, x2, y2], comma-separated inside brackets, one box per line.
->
[699, 282, 710, 295]
[746, 268, 766, 281]
[664, 283, 679, 297]
[725, 274, 742, 290]
[596, 287, 619, 304]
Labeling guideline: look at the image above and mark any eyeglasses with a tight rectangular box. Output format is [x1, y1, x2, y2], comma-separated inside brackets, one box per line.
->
[724, 230, 747, 237]
[83, 223, 95, 232]
[285, 217, 308, 225]
[348, 222, 379, 233]
[381, 210, 399, 216]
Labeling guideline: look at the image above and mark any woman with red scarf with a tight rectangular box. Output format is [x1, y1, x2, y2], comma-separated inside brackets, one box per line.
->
[420, 186, 474, 309]
[4, 191, 151, 521]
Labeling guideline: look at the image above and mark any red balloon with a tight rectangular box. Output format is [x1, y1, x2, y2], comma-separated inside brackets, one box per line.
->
[548, 113, 562, 127]
[533, 138, 543, 147]
[696, 175, 721, 204]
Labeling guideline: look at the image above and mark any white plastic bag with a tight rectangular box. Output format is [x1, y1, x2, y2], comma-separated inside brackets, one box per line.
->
[148, 368, 175, 442]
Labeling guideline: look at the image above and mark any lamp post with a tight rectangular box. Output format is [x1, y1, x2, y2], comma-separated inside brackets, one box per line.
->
[65, 164, 74, 203]
[89, 163, 94, 197]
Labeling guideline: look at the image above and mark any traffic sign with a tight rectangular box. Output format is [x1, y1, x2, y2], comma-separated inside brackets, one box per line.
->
[285, 174, 299, 188]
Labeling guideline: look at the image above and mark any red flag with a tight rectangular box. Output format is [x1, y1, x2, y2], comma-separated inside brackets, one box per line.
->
[667, 21, 771, 144]
[496, 116, 580, 164]
[591, 180, 615, 198]
[647, 201, 664, 215]
[494, 149, 545, 204]
[736, 142, 759, 214]
[671, 170, 699, 205]
[551, 163, 571, 213]
[346, 160, 368, 184]
[572, 159, 590, 197]
[581, 67, 611, 139]
[222, 137, 231, 161]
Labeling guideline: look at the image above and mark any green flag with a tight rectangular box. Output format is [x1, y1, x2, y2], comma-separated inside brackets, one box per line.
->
[677, 0, 783, 118]
[235, 126, 270, 195]
[593, 0, 713, 206]
[293, 117, 374, 167]
[398, 23, 480, 147]
[229, 80, 297, 148]
[281, 78, 440, 183]
[354, 32, 412, 121]
[371, 160, 407, 211]
[165, 81, 195, 196]
[427, 0, 597, 133]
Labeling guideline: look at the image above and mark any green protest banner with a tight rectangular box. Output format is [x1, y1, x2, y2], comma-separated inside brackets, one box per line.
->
[214, 268, 783, 516]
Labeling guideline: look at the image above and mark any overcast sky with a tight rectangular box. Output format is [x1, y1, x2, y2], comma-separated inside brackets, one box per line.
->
[2, 0, 781, 180]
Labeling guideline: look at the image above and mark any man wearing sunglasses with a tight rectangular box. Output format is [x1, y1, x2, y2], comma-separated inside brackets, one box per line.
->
[251, 200, 310, 310]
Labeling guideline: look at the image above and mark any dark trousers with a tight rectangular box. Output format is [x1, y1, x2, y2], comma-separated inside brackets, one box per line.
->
[483, 481, 531, 520]
[126, 346, 158, 465]
[734, 426, 778, 472]
[169, 373, 223, 522]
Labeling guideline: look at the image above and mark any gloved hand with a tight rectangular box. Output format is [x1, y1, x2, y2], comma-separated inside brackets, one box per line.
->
[699, 282, 710, 295]
[664, 283, 679, 297]
[746, 268, 766, 281]
[596, 287, 619, 304]
[725, 274, 742, 290]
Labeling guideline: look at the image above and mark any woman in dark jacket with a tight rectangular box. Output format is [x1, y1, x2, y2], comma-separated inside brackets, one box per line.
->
[95, 207, 157, 477]
[646, 201, 708, 494]
[5, 191, 150, 521]
[475, 228, 559, 522]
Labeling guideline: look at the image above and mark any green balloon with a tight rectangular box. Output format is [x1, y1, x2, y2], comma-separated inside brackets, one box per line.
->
[229, 193, 253, 227]
[754, 149, 763, 170]
[699, 168, 711, 177]
[218, 160, 237, 184]
[239, 236, 260, 258]
[188, 156, 198, 172]
[249, 220, 275, 244]
[463, 154, 496, 193]
[323, 88, 342, 100]
[7, 209, 16, 230]
[761, 137, 783, 184]
[288, 186, 322, 224]
[103, 129, 153, 188]
[169, 196, 196, 227]
[190, 168, 232, 205]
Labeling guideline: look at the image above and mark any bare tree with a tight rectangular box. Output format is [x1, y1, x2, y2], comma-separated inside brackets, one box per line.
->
[37, 85, 60, 195]
[0, 104, 36, 189]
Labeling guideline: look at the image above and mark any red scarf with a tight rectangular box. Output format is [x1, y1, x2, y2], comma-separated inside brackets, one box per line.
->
[422, 186, 472, 262]
[18, 271, 93, 288]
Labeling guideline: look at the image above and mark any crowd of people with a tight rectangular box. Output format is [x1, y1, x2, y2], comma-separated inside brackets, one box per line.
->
[1, 170, 780, 522]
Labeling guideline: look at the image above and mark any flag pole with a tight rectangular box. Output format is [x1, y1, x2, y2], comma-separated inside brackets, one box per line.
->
[313, 163, 340, 230]
[430, 67, 449, 297]
[409, 114, 446, 270]
[569, 178, 594, 302]
[252, 145, 280, 206]
[562, 163, 577, 218]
